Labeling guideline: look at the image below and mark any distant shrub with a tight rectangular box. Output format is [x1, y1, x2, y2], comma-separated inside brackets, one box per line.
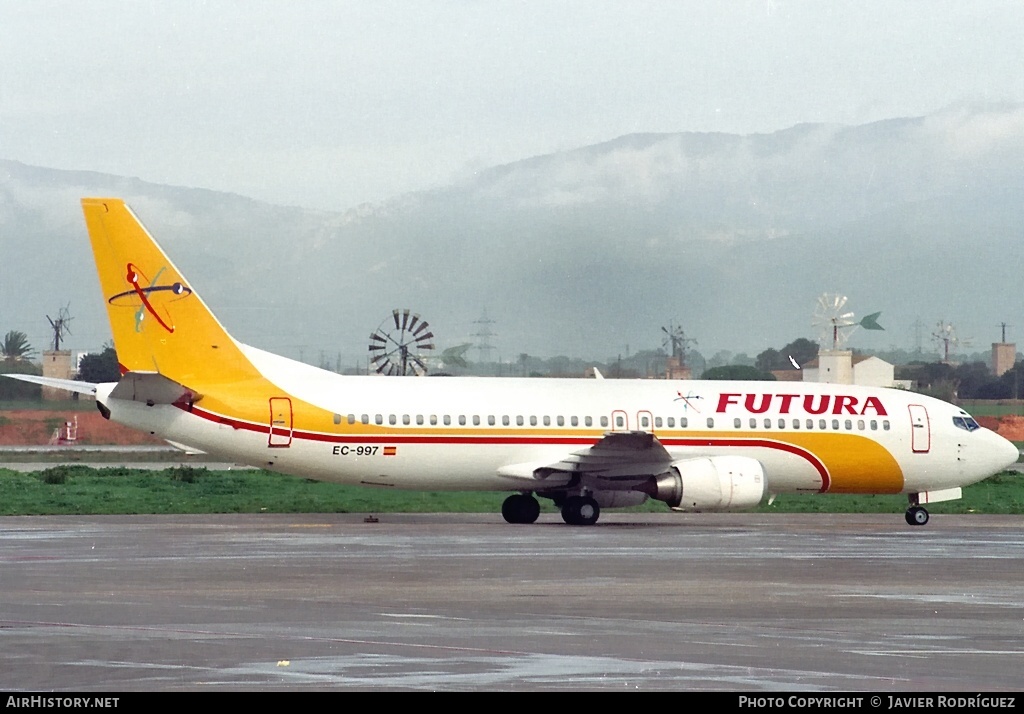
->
[168, 466, 207, 483]
[39, 466, 73, 484]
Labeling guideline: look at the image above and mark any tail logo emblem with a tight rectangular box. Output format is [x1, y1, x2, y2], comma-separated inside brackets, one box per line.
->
[108, 263, 193, 333]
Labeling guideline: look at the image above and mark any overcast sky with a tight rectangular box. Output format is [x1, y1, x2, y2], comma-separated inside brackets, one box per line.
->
[2, 1, 1023, 212]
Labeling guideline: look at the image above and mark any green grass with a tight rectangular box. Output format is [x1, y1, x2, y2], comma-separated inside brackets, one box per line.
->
[0, 465, 1021, 516]
[958, 400, 1024, 417]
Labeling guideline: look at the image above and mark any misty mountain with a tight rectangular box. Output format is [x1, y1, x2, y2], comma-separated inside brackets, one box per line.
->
[2, 104, 1023, 368]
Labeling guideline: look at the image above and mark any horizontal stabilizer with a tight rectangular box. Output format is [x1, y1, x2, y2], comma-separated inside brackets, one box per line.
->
[0, 373, 98, 396]
[108, 371, 202, 406]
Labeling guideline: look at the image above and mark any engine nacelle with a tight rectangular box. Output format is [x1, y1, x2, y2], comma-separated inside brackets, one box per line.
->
[644, 455, 766, 512]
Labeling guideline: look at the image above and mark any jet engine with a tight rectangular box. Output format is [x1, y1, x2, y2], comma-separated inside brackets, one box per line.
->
[642, 455, 766, 512]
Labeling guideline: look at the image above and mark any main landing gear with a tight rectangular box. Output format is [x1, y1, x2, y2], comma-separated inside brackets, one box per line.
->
[501, 493, 541, 524]
[501, 493, 602, 525]
[560, 495, 600, 526]
[905, 505, 929, 526]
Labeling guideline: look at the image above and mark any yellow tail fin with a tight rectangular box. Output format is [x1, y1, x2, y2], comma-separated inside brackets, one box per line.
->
[82, 198, 261, 389]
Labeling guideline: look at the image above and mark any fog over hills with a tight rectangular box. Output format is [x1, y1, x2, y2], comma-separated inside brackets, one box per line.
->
[2, 104, 1023, 368]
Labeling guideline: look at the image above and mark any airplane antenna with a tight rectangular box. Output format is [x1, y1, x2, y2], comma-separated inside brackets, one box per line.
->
[46, 304, 73, 351]
[368, 309, 435, 376]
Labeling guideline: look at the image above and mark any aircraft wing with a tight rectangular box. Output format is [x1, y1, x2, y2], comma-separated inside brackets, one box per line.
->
[497, 431, 675, 486]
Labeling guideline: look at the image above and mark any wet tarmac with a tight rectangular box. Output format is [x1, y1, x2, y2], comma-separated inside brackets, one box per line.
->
[1, 512, 1022, 691]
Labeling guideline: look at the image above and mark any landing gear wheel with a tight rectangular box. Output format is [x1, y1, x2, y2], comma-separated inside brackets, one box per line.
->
[905, 505, 929, 526]
[502, 494, 540, 524]
[561, 495, 600, 526]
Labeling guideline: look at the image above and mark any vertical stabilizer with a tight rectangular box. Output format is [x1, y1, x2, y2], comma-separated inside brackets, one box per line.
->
[82, 198, 260, 389]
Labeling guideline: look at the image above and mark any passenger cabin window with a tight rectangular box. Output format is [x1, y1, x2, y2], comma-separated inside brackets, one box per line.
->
[601, 416, 609, 428]
[706, 417, 714, 428]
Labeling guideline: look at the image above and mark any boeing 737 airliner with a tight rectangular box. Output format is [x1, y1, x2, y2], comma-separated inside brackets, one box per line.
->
[6, 199, 1019, 525]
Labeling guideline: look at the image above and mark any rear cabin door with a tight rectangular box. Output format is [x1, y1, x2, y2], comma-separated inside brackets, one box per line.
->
[908, 404, 930, 453]
[269, 397, 293, 448]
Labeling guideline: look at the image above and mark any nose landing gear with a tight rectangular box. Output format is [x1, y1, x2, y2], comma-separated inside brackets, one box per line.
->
[905, 505, 929, 526]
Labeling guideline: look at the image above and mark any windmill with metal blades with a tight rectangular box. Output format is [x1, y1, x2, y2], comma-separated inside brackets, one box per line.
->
[932, 321, 970, 364]
[46, 304, 73, 351]
[368, 309, 435, 376]
[661, 322, 696, 379]
[811, 293, 883, 350]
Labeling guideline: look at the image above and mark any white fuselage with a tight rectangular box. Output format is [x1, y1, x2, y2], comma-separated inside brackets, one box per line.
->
[98, 344, 1019, 501]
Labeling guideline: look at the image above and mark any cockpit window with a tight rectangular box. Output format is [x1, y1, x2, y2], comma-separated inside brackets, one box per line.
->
[953, 416, 981, 432]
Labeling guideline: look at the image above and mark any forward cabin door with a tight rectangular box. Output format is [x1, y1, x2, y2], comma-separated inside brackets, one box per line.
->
[908, 404, 930, 453]
[269, 397, 293, 448]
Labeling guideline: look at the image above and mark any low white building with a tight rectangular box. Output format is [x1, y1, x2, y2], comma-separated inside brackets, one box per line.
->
[802, 351, 895, 387]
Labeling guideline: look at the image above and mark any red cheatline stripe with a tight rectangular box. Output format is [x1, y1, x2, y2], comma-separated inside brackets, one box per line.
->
[177, 403, 832, 491]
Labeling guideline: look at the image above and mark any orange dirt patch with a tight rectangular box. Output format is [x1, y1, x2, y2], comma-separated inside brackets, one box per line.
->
[988, 415, 1024, 442]
[0, 410, 164, 446]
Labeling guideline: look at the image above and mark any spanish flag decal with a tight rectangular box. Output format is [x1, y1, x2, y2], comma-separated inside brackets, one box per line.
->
[383, 446, 397, 456]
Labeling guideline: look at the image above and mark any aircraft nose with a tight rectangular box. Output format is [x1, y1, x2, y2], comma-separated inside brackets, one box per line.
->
[996, 432, 1021, 472]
